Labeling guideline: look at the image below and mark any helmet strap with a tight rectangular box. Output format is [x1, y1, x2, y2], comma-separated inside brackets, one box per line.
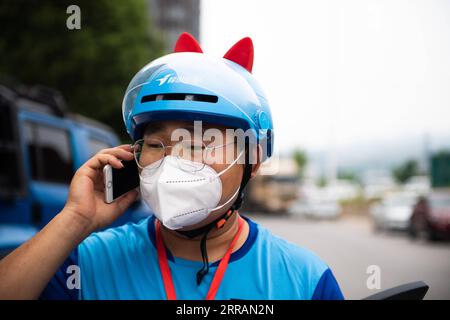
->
[174, 142, 253, 285]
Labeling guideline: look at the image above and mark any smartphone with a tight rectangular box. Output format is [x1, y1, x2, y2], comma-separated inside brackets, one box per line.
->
[103, 159, 140, 204]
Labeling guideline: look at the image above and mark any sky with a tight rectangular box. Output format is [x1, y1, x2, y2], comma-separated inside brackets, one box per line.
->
[200, 0, 450, 156]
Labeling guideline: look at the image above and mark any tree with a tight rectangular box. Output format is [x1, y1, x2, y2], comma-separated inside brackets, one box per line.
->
[318, 176, 327, 188]
[292, 149, 308, 178]
[0, 0, 164, 141]
[392, 159, 420, 184]
[338, 170, 360, 184]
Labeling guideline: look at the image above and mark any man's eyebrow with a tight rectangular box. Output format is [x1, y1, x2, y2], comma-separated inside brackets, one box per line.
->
[144, 123, 197, 137]
[144, 122, 224, 136]
[144, 123, 165, 136]
[183, 124, 196, 132]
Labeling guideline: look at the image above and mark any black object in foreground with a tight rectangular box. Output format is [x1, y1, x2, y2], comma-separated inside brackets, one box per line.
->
[363, 281, 429, 300]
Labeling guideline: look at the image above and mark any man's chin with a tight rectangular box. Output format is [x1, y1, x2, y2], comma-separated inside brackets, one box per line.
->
[177, 210, 229, 232]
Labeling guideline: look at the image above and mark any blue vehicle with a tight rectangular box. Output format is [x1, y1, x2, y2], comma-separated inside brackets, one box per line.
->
[0, 82, 150, 257]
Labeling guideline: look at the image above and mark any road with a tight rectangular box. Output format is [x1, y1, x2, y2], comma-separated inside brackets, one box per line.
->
[245, 213, 450, 300]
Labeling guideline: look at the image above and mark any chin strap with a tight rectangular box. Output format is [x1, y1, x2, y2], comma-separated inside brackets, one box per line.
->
[195, 209, 236, 285]
[174, 144, 253, 285]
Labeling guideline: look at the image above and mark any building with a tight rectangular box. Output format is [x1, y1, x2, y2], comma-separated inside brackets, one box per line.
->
[147, 0, 200, 52]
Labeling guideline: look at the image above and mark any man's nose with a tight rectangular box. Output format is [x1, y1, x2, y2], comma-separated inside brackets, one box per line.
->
[165, 145, 175, 156]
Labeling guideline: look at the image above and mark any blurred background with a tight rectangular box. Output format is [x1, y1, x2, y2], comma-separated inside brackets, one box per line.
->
[0, 0, 449, 299]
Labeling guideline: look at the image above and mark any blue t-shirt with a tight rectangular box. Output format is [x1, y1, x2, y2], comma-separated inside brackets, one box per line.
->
[40, 215, 344, 300]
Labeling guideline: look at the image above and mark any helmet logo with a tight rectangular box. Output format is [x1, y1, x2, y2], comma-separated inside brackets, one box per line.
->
[155, 72, 200, 86]
[156, 74, 174, 86]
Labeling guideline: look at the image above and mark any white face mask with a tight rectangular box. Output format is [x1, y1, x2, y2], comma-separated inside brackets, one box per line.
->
[139, 151, 244, 230]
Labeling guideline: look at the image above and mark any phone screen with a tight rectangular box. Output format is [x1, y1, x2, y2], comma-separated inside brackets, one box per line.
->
[111, 159, 140, 200]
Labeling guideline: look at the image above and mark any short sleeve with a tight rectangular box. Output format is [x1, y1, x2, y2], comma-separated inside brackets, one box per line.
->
[311, 268, 345, 300]
[39, 248, 80, 300]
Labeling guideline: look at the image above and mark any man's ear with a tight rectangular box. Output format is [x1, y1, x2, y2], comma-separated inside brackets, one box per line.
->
[250, 145, 263, 178]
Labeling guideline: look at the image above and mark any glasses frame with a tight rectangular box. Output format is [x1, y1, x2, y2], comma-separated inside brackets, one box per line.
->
[132, 137, 239, 173]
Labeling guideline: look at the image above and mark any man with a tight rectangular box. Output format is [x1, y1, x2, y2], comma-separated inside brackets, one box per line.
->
[0, 33, 344, 300]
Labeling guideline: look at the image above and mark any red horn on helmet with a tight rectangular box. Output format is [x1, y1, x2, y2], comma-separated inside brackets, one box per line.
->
[174, 32, 203, 53]
[223, 37, 254, 73]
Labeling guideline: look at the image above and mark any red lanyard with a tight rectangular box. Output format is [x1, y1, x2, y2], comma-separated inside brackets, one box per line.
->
[155, 217, 245, 300]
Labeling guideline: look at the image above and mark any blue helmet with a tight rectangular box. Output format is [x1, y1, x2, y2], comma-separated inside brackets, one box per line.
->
[122, 32, 274, 160]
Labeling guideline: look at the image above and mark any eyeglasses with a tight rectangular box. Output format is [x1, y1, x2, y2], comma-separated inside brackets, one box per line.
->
[132, 137, 241, 174]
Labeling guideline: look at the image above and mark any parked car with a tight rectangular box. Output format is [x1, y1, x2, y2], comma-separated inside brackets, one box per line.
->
[409, 191, 450, 241]
[0, 82, 150, 258]
[289, 197, 342, 220]
[243, 158, 300, 213]
[370, 192, 417, 231]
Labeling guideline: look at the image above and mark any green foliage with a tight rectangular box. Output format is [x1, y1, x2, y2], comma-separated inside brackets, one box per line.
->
[292, 149, 307, 178]
[337, 170, 360, 184]
[0, 0, 164, 141]
[317, 175, 327, 188]
[392, 159, 420, 184]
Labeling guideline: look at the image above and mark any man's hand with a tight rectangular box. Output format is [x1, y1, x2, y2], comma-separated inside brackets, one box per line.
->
[63, 144, 139, 235]
[0, 144, 140, 299]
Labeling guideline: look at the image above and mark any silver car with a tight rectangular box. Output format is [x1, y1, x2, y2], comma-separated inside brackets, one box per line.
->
[371, 193, 417, 231]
